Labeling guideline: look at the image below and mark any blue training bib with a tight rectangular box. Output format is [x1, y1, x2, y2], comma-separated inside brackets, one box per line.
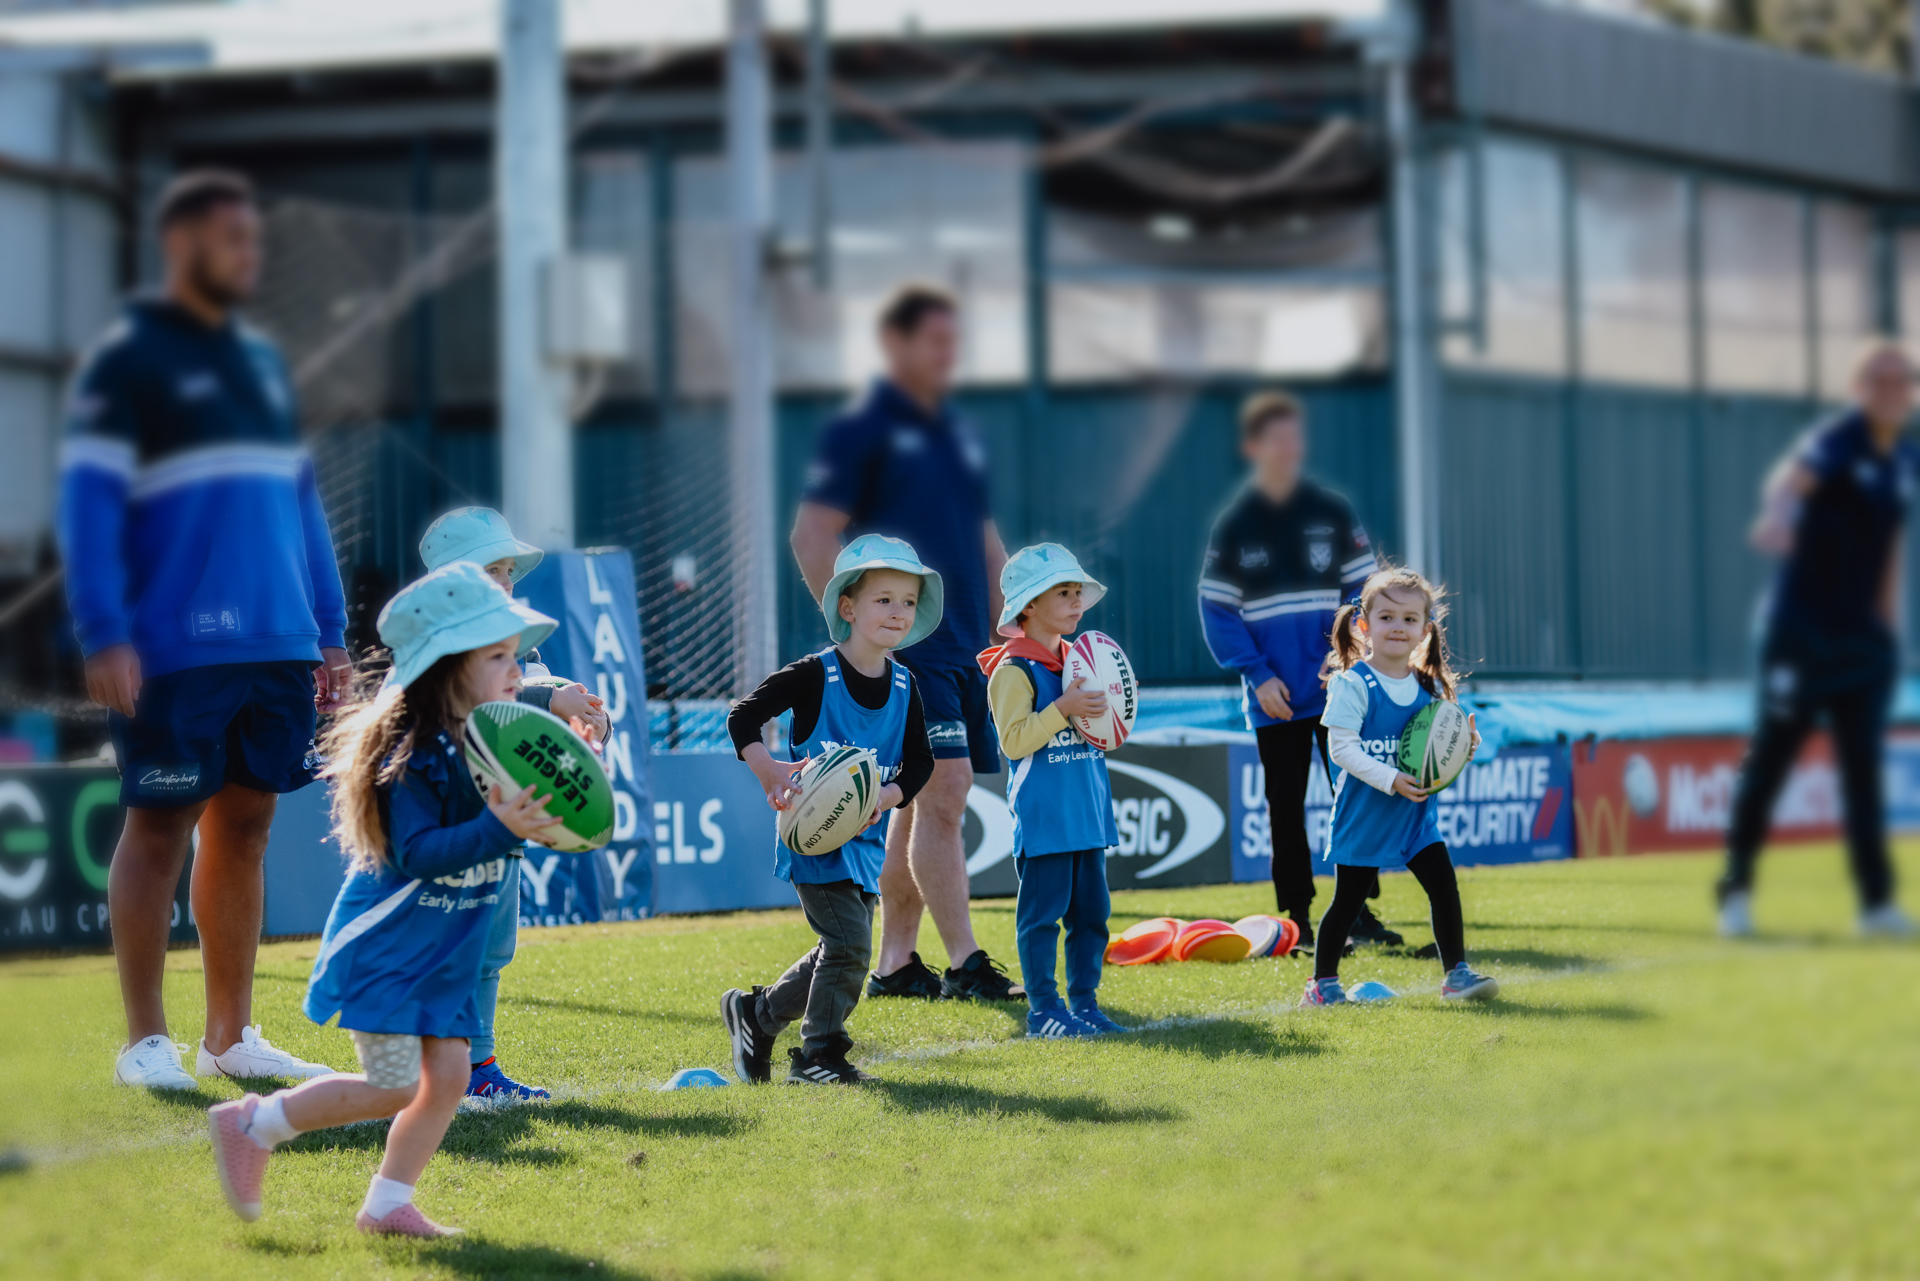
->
[1326, 665, 1442, 868]
[774, 648, 910, 893]
[1005, 655, 1117, 857]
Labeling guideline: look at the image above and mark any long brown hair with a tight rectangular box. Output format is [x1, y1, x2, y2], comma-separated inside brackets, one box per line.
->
[1322, 566, 1461, 700]
[320, 651, 472, 874]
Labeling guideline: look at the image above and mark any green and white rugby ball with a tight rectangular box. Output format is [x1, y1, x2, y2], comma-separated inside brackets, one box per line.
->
[463, 700, 615, 853]
[778, 745, 880, 857]
[1397, 700, 1473, 793]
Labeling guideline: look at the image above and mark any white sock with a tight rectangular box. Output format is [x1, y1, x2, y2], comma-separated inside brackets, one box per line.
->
[244, 1094, 300, 1151]
[362, 1174, 415, 1222]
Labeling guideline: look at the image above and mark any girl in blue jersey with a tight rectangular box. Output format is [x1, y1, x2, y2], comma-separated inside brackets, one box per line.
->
[205, 562, 566, 1237]
[978, 543, 1125, 1038]
[1304, 567, 1499, 1006]
[721, 535, 940, 1085]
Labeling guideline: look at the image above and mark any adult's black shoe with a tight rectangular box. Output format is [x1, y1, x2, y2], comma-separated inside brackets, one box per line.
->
[865, 952, 946, 999]
[785, 1047, 874, 1085]
[1288, 916, 1316, 951]
[721, 987, 775, 1084]
[941, 950, 1026, 1002]
[1348, 905, 1405, 948]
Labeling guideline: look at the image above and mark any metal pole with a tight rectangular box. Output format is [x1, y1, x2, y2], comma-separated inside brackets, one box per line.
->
[727, 0, 780, 696]
[497, 0, 574, 550]
[1384, 0, 1434, 576]
[805, 0, 833, 290]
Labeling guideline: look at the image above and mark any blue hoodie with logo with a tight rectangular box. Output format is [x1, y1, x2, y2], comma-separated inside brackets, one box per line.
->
[57, 298, 346, 676]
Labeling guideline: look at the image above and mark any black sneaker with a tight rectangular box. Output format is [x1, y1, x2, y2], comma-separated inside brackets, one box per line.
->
[941, 950, 1026, 1002]
[1289, 917, 1316, 951]
[721, 987, 775, 1084]
[785, 1047, 873, 1085]
[866, 952, 947, 1000]
[1348, 906, 1405, 948]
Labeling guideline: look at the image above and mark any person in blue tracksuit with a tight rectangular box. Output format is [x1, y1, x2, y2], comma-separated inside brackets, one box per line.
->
[721, 536, 939, 1085]
[418, 506, 610, 1102]
[978, 543, 1127, 1039]
[204, 561, 565, 1238]
[58, 170, 350, 1091]
[1199, 390, 1391, 951]
[1302, 567, 1498, 1008]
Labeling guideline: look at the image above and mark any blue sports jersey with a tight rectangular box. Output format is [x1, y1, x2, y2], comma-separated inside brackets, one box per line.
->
[304, 730, 524, 1037]
[776, 647, 912, 894]
[1005, 656, 1118, 857]
[1324, 665, 1440, 869]
[57, 298, 346, 676]
[1770, 410, 1918, 637]
[801, 380, 993, 669]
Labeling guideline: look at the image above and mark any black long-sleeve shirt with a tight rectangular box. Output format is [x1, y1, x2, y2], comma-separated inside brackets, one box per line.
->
[726, 653, 934, 805]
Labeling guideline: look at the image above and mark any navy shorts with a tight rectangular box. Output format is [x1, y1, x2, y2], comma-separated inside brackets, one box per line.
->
[110, 660, 319, 808]
[899, 656, 1000, 774]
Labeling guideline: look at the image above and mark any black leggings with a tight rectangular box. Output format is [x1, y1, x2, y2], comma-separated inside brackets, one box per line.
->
[1722, 676, 1894, 910]
[1315, 844, 1464, 980]
[1257, 717, 1378, 919]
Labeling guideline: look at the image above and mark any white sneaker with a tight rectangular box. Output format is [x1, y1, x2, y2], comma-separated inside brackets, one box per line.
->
[197, 1025, 335, 1080]
[1859, 904, 1916, 938]
[114, 1035, 199, 1090]
[1718, 890, 1754, 939]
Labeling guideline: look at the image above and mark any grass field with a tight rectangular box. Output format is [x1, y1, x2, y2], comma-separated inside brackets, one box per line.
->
[4, 844, 1918, 1280]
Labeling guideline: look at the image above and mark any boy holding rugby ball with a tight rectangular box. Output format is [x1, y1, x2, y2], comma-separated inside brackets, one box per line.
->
[976, 544, 1126, 1038]
[721, 535, 939, 1084]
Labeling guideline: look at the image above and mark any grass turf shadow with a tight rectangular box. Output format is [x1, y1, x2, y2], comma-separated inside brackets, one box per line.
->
[1459, 947, 1603, 971]
[873, 1078, 1181, 1125]
[500, 994, 720, 1025]
[285, 1100, 755, 1164]
[1127, 1015, 1327, 1062]
[358, 1236, 730, 1279]
[1440, 998, 1652, 1023]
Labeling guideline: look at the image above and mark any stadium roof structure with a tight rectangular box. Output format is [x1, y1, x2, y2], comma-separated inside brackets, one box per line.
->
[0, 0, 1388, 80]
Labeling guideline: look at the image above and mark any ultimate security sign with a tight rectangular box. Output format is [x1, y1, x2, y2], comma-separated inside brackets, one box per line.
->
[0, 766, 196, 950]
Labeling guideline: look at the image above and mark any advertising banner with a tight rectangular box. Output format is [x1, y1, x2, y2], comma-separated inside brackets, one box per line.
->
[1228, 743, 1573, 879]
[515, 550, 655, 924]
[964, 744, 1233, 896]
[0, 765, 195, 951]
[1569, 734, 1837, 857]
[647, 753, 799, 914]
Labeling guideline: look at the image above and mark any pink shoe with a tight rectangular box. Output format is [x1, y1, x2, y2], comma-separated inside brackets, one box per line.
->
[355, 1203, 463, 1238]
[207, 1094, 271, 1222]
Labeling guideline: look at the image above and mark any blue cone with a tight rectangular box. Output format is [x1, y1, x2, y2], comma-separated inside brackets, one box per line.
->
[663, 1068, 730, 1089]
[1348, 980, 1398, 1002]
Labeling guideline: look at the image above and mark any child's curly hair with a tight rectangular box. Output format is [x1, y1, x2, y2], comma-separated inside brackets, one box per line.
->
[1322, 566, 1461, 700]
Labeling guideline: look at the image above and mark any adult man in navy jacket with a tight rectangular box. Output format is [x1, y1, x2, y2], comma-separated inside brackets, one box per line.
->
[791, 285, 1024, 1003]
[60, 171, 347, 1089]
[1200, 392, 1392, 950]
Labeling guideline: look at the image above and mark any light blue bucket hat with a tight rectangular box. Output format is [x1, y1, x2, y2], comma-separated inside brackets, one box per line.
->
[822, 534, 944, 647]
[420, 506, 544, 583]
[379, 561, 558, 690]
[996, 542, 1106, 638]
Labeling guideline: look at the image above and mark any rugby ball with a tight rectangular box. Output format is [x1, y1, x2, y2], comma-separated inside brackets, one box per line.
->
[1063, 631, 1139, 752]
[463, 701, 615, 853]
[1398, 700, 1473, 793]
[777, 745, 880, 857]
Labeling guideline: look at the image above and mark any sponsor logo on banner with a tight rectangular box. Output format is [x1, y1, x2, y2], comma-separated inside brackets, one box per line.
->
[1570, 735, 1848, 857]
[1228, 744, 1332, 884]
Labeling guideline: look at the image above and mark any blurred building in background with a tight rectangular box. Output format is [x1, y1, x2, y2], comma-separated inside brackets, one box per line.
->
[2, 0, 1919, 755]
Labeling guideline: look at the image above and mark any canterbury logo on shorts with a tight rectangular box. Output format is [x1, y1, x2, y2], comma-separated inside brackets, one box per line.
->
[926, 720, 969, 747]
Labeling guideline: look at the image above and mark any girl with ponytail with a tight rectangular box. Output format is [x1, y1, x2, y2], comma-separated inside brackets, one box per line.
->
[1306, 567, 1497, 1006]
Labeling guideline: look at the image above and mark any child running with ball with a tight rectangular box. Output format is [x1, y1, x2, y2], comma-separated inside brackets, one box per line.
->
[721, 535, 939, 1085]
[206, 562, 566, 1236]
[977, 543, 1125, 1038]
[1304, 567, 1499, 1006]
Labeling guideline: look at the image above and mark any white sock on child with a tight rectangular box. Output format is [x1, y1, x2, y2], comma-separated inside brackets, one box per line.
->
[244, 1094, 300, 1151]
[362, 1175, 415, 1222]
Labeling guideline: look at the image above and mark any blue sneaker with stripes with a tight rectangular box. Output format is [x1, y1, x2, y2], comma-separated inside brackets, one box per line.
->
[466, 1057, 550, 1102]
[1300, 976, 1349, 1007]
[1440, 962, 1500, 1001]
[1026, 1008, 1096, 1038]
[1070, 1003, 1129, 1035]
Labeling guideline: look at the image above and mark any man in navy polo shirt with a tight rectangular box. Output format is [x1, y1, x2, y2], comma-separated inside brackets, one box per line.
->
[792, 285, 1023, 1002]
[1719, 341, 1918, 938]
[59, 170, 348, 1089]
